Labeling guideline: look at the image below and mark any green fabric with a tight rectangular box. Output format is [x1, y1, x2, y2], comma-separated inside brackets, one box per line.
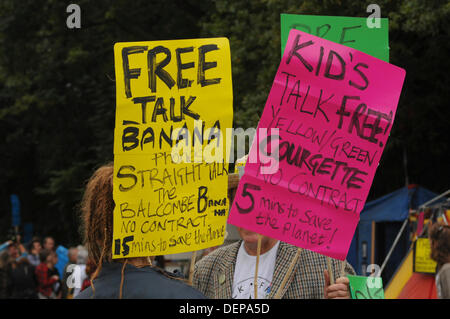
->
[281, 14, 389, 62]
[347, 274, 385, 299]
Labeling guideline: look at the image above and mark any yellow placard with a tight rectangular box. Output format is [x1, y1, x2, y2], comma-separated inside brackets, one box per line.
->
[112, 38, 233, 258]
[414, 237, 437, 274]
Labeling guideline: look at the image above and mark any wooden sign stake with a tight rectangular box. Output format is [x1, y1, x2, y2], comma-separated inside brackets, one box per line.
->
[254, 234, 262, 299]
[273, 247, 302, 299]
[340, 260, 346, 278]
[327, 256, 335, 285]
[188, 250, 197, 285]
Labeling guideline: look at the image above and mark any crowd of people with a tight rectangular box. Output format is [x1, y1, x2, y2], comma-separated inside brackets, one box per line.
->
[0, 235, 90, 299]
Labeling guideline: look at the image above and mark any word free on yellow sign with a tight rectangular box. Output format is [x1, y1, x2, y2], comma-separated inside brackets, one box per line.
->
[113, 38, 233, 258]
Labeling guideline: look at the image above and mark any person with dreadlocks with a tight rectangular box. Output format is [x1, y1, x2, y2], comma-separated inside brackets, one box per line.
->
[75, 163, 206, 299]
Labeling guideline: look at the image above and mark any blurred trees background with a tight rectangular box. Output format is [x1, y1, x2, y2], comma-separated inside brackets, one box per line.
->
[0, 0, 448, 245]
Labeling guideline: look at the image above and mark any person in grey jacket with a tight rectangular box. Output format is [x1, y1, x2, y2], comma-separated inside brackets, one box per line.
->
[75, 163, 205, 299]
[429, 222, 450, 299]
[193, 236, 355, 299]
[193, 172, 355, 299]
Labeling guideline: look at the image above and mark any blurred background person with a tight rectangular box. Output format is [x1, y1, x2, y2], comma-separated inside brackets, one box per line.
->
[6, 253, 37, 299]
[35, 249, 59, 299]
[27, 238, 42, 267]
[6, 243, 20, 261]
[429, 222, 450, 299]
[0, 240, 12, 253]
[0, 249, 10, 298]
[49, 250, 62, 298]
[10, 235, 29, 260]
[43, 236, 55, 252]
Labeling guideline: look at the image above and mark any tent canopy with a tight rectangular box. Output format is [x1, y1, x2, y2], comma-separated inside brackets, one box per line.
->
[347, 185, 440, 279]
[360, 185, 439, 222]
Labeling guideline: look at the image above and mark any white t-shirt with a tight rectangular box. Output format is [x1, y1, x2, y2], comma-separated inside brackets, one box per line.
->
[232, 241, 280, 299]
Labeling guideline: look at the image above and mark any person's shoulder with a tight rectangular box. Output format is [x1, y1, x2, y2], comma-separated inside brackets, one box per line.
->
[195, 241, 240, 269]
[438, 263, 450, 276]
[129, 267, 206, 298]
[75, 286, 93, 299]
[441, 263, 450, 270]
[157, 274, 206, 298]
[209, 241, 240, 256]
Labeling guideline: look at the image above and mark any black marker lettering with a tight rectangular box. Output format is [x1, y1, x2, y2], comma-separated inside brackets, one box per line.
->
[176, 47, 195, 89]
[122, 46, 147, 98]
[286, 34, 314, 72]
[148, 46, 175, 92]
[198, 44, 221, 87]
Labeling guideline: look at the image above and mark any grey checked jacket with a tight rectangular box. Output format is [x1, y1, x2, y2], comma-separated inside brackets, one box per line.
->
[193, 240, 355, 299]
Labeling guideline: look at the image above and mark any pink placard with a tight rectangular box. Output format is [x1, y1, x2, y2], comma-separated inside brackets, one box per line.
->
[228, 29, 406, 260]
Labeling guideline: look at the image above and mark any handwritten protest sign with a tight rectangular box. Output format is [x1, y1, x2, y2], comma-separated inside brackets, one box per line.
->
[347, 275, 384, 299]
[281, 14, 389, 62]
[413, 237, 437, 274]
[112, 38, 233, 258]
[228, 29, 405, 260]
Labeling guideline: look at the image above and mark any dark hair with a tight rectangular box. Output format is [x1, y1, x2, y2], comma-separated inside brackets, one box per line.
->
[39, 249, 52, 263]
[429, 223, 450, 266]
[28, 238, 42, 251]
[43, 236, 55, 245]
[32, 236, 41, 243]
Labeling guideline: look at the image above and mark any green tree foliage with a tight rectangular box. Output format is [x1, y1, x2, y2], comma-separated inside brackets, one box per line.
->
[0, 0, 448, 245]
[0, 0, 211, 244]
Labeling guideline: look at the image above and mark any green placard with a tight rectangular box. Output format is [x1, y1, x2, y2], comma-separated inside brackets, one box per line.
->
[281, 14, 389, 62]
[347, 275, 385, 299]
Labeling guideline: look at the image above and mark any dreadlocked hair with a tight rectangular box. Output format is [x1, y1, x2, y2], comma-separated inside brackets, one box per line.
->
[79, 163, 189, 298]
[79, 163, 116, 295]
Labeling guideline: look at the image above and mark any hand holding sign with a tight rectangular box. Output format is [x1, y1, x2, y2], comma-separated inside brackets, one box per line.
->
[347, 275, 384, 299]
[324, 270, 351, 299]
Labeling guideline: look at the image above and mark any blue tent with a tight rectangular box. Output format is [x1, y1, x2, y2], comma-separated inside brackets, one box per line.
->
[346, 185, 439, 283]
